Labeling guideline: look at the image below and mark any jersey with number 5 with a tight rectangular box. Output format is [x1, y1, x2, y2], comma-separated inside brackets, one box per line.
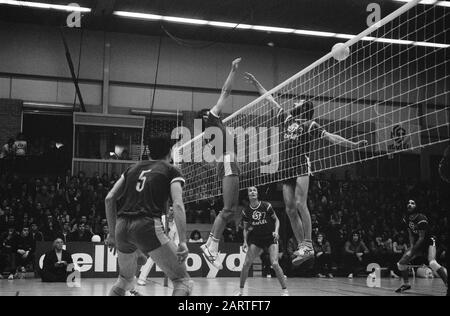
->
[118, 160, 185, 218]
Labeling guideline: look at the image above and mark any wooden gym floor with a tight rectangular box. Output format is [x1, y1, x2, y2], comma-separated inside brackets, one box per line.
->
[0, 277, 446, 296]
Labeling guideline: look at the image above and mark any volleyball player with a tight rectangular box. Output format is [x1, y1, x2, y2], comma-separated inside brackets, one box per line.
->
[245, 72, 368, 266]
[238, 186, 288, 296]
[199, 58, 242, 270]
[105, 135, 193, 296]
[395, 200, 448, 293]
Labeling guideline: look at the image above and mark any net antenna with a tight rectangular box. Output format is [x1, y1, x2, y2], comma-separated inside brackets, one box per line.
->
[177, 0, 449, 203]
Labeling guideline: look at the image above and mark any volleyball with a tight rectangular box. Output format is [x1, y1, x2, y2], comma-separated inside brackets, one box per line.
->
[332, 43, 350, 61]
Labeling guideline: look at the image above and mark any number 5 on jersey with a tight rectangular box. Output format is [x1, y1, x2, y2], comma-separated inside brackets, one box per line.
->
[136, 169, 152, 192]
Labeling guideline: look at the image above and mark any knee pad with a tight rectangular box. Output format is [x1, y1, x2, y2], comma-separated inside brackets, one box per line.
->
[429, 260, 442, 273]
[172, 278, 194, 296]
[397, 263, 408, 272]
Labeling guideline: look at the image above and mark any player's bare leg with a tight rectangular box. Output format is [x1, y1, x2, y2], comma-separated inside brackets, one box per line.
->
[202, 175, 239, 270]
[428, 238, 448, 288]
[237, 244, 262, 296]
[282, 183, 305, 247]
[109, 251, 138, 296]
[268, 244, 288, 296]
[396, 250, 413, 293]
[292, 176, 314, 265]
[149, 241, 193, 296]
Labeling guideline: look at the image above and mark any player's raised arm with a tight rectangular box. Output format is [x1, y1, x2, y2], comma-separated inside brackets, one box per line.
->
[315, 122, 368, 149]
[244, 72, 282, 112]
[105, 174, 126, 255]
[170, 181, 188, 263]
[211, 58, 242, 116]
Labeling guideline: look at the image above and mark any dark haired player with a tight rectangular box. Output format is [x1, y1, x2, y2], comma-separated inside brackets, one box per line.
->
[245, 73, 368, 266]
[395, 200, 448, 293]
[199, 58, 242, 270]
[105, 135, 193, 296]
[237, 186, 288, 296]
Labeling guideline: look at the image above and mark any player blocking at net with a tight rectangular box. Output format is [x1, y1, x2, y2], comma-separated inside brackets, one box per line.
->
[245, 73, 368, 266]
[238, 186, 288, 296]
[105, 135, 193, 296]
[199, 58, 242, 270]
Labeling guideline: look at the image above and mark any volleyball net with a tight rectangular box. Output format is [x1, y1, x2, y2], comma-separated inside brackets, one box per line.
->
[176, 0, 449, 203]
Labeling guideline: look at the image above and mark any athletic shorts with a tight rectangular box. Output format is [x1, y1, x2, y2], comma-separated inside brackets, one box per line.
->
[280, 154, 312, 186]
[413, 236, 435, 258]
[115, 216, 169, 254]
[217, 153, 241, 179]
[249, 235, 278, 250]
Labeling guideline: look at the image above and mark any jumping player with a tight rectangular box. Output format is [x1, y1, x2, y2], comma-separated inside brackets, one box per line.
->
[105, 135, 193, 296]
[200, 58, 242, 270]
[238, 186, 288, 296]
[245, 72, 368, 266]
[395, 199, 448, 293]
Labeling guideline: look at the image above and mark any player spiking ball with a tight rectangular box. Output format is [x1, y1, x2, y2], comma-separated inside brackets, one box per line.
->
[245, 73, 368, 266]
[395, 200, 448, 294]
[238, 186, 289, 296]
[105, 135, 193, 296]
[199, 58, 242, 270]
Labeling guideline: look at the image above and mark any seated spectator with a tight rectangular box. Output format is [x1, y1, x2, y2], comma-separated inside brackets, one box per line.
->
[71, 223, 92, 242]
[15, 227, 34, 274]
[0, 139, 15, 159]
[100, 225, 109, 242]
[343, 232, 369, 278]
[58, 222, 74, 244]
[30, 223, 44, 244]
[189, 230, 204, 243]
[313, 233, 333, 278]
[41, 238, 74, 282]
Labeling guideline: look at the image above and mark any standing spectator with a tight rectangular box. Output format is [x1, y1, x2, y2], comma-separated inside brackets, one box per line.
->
[41, 238, 74, 282]
[343, 232, 370, 278]
[13, 133, 27, 157]
[313, 233, 333, 278]
[1, 227, 18, 279]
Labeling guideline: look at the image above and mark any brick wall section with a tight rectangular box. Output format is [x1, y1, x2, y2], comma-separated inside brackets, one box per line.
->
[0, 99, 22, 146]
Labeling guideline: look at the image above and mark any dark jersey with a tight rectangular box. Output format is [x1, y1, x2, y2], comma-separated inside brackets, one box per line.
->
[277, 108, 325, 160]
[205, 111, 237, 158]
[405, 212, 429, 238]
[118, 160, 185, 218]
[242, 201, 275, 238]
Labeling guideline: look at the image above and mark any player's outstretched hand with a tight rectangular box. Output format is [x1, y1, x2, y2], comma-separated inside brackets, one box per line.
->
[356, 140, 368, 148]
[106, 234, 117, 256]
[177, 242, 189, 264]
[244, 72, 257, 84]
[232, 58, 242, 71]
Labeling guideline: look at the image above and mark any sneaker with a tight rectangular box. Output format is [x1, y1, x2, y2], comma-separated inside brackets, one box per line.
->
[8, 274, 14, 281]
[235, 290, 245, 296]
[0, 274, 4, 280]
[266, 275, 272, 279]
[281, 289, 289, 296]
[327, 273, 334, 279]
[200, 244, 223, 270]
[347, 273, 354, 279]
[317, 274, 326, 278]
[128, 289, 143, 296]
[137, 279, 147, 286]
[292, 243, 314, 266]
[395, 284, 412, 293]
